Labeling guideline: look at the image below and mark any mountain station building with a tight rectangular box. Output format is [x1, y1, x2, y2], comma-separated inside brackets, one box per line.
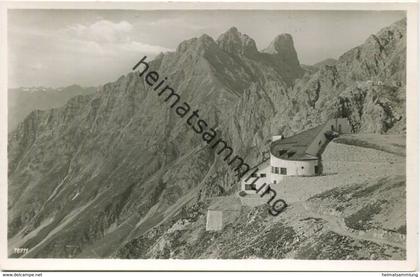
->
[241, 118, 352, 194]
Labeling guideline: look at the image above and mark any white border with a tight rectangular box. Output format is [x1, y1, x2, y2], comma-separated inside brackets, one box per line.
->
[0, 0, 418, 271]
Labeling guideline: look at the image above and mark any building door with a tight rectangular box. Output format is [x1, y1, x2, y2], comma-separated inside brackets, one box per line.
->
[339, 124, 342, 133]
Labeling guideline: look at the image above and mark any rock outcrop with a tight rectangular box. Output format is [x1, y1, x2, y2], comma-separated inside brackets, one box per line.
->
[286, 18, 406, 134]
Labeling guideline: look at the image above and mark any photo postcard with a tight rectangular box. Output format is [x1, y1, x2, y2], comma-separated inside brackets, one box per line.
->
[0, 0, 418, 271]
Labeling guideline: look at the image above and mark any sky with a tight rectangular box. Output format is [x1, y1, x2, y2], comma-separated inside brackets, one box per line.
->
[8, 9, 405, 88]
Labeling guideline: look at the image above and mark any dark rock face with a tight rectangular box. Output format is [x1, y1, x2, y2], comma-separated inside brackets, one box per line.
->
[8, 19, 406, 259]
[263, 33, 305, 85]
[264, 33, 301, 70]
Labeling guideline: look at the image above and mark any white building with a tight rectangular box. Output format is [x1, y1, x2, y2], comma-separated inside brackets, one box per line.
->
[241, 118, 351, 194]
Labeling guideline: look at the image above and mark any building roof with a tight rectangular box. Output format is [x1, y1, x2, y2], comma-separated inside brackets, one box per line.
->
[270, 123, 327, 161]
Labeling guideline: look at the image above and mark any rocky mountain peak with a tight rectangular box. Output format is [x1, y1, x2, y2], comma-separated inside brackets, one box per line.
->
[176, 33, 217, 55]
[216, 26, 258, 56]
[264, 33, 299, 62]
[263, 33, 304, 83]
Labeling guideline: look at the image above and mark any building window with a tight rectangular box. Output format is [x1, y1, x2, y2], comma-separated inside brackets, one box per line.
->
[339, 124, 342, 133]
[315, 165, 319, 174]
[331, 125, 335, 131]
[274, 167, 279, 174]
[273, 180, 277, 184]
[245, 184, 256, 190]
[260, 173, 266, 177]
[280, 167, 287, 175]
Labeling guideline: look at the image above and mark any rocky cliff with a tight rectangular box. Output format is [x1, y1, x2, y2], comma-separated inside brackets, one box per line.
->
[8, 18, 406, 258]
